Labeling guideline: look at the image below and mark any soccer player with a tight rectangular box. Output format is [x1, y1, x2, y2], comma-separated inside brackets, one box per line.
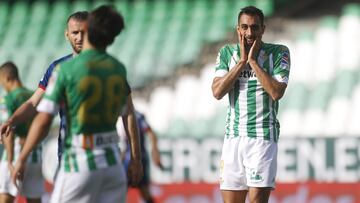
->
[12, 5, 143, 203]
[0, 62, 43, 203]
[117, 110, 163, 203]
[0, 11, 88, 163]
[212, 6, 290, 203]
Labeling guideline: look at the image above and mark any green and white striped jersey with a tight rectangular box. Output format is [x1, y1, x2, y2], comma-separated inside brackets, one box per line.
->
[215, 43, 290, 142]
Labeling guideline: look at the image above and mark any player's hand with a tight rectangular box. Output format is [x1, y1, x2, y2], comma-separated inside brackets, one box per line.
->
[239, 33, 248, 63]
[127, 159, 143, 187]
[152, 149, 164, 170]
[11, 159, 25, 189]
[0, 121, 15, 138]
[248, 36, 262, 63]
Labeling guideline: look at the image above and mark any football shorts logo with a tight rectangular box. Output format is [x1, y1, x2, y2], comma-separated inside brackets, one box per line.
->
[249, 169, 263, 183]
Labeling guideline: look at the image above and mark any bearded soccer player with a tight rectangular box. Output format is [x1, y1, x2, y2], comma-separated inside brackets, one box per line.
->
[212, 6, 290, 203]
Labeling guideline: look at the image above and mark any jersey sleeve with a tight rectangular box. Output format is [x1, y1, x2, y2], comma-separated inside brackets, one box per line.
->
[38, 63, 56, 90]
[214, 46, 229, 78]
[37, 65, 65, 115]
[272, 46, 290, 84]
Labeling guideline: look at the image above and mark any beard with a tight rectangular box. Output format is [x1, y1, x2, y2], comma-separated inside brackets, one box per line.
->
[70, 42, 82, 54]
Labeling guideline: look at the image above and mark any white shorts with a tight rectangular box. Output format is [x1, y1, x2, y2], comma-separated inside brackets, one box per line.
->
[219, 136, 277, 190]
[0, 161, 44, 198]
[50, 163, 127, 203]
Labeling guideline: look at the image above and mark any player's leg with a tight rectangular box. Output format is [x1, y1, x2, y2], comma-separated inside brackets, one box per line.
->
[221, 190, 247, 203]
[0, 161, 17, 203]
[248, 187, 271, 203]
[138, 184, 154, 203]
[0, 194, 15, 203]
[26, 198, 42, 203]
[21, 162, 44, 203]
[243, 137, 278, 203]
[50, 169, 101, 203]
[220, 137, 248, 203]
[138, 158, 154, 203]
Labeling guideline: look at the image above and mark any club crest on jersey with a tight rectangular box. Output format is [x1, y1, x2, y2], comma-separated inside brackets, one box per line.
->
[280, 51, 290, 70]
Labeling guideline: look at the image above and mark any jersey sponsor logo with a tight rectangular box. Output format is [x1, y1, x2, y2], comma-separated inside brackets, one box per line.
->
[81, 133, 119, 149]
[240, 70, 256, 78]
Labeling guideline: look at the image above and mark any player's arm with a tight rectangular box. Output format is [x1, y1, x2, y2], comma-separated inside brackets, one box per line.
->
[212, 61, 247, 100]
[248, 38, 288, 101]
[147, 127, 163, 169]
[122, 95, 143, 185]
[122, 95, 141, 162]
[249, 60, 287, 101]
[212, 35, 248, 100]
[2, 130, 15, 165]
[11, 112, 53, 186]
[0, 88, 44, 136]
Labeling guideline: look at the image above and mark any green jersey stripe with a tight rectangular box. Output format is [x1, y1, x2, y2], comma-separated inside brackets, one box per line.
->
[262, 92, 271, 140]
[233, 80, 240, 137]
[86, 149, 97, 170]
[105, 147, 116, 166]
[247, 80, 257, 138]
[64, 152, 71, 172]
[71, 153, 79, 172]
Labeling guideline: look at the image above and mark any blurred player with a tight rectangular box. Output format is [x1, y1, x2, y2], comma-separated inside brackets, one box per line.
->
[0, 11, 88, 164]
[12, 5, 143, 203]
[117, 110, 163, 203]
[0, 62, 43, 203]
[212, 6, 290, 203]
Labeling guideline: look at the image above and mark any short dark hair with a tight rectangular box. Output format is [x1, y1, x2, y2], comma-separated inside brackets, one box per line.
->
[0, 61, 19, 80]
[67, 11, 88, 24]
[87, 5, 125, 48]
[238, 6, 264, 26]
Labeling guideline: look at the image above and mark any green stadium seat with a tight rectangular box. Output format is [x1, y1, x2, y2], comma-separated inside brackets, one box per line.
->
[71, 0, 90, 13]
[2, 2, 29, 48]
[22, 1, 48, 48]
[0, 2, 10, 46]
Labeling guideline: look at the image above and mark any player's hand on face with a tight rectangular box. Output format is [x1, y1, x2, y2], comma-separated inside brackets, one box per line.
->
[239, 33, 248, 62]
[248, 36, 262, 63]
[127, 159, 143, 187]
